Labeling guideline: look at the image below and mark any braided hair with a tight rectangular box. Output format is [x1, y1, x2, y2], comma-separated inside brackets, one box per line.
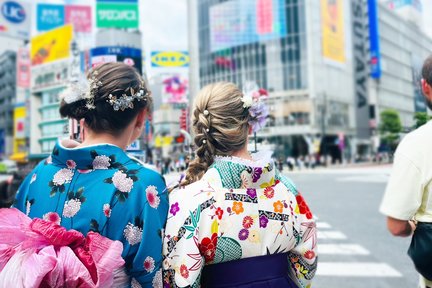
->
[181, 82, 250, 186]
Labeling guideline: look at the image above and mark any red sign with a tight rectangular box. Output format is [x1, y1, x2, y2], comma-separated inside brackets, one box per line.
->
[65, 5, 92, 33]
[256, 0, 273, 34]
[16, 48, 30, 88]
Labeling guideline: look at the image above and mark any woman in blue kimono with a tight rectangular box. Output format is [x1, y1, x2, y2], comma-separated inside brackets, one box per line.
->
[13, 63, 168, 287]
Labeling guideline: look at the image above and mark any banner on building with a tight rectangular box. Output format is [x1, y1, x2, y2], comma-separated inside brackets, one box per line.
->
[13, 105, 26, 139]
[151, 51, 189, 68]
[31, 24, 73, 66]
[37, 3, 65, 32]
[65, 5, 92, 33]
[0, 0, 31, 39]
[368, 0, 381, 78]
[209, 0, 286, 52]
[96, 2, 139, 29]
[321, 0, 345, 64]
[90, 46, 142, 73]
[352, 0, 370, 139]
[16, 47, 30, 88]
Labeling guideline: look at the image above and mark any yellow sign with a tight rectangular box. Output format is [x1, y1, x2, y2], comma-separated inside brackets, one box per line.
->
[11, 106, 28, 163]
[321, 0, 345, 63]
[151, 51, 190, 68]
[31, 25, 73, 66]
[154, 136, 173, 148]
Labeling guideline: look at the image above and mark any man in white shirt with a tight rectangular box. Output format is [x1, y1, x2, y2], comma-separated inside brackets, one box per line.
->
[380, 55, 432, 288]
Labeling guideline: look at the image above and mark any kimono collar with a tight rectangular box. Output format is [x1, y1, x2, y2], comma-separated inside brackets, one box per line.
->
[50, 139, 131, 170]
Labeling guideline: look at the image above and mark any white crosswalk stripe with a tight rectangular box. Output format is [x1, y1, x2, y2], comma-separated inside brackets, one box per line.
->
[314, 216, 402, 279]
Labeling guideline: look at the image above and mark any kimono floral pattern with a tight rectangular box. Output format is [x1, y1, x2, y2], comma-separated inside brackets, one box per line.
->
[14, 141, 169, 287]
[163, 155, 317, 288]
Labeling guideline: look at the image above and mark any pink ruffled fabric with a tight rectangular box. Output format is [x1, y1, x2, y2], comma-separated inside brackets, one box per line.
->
[0, 208, 126, 288]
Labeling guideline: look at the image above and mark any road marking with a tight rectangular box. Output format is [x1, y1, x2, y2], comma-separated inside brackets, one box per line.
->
[316, 262, 402, 277]
[316, 222, 331, 229]
[317, 231, 347, 239]
[318, 244, 370, 255]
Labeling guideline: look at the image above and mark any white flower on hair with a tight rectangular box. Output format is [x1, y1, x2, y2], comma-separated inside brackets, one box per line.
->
[123, 222, 143, 245]
[112, 171, 134, 193]
[53, 169, 74, 186]
[63, 199, 82, 218]
[93, 155, 111, 170]
[241, 94, 254, 108]
[144, 256, 155, 273]
[146, 185, 160, 209]
[152, 269, 163, 288]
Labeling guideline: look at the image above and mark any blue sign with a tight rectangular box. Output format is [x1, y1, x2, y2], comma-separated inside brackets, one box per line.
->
[0, 129, 4, 155]
[368, 0, 381, 79]
[96, 0, 137, 2]
[1, 1, 25, 23]
[37, 4, 65, 31]
[90, 46, 143, 73]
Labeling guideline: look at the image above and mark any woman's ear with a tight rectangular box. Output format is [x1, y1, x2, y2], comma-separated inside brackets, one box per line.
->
[248, 125, 253, 135]
[135, 109, 147, 128]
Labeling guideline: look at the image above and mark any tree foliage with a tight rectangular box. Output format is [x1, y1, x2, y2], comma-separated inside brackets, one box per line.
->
[413, 112, 432, 129]
[379, 109, 402, 150]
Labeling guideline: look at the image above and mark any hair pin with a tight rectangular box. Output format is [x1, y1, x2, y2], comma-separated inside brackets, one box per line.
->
[202, 139, 207, 144]
[107, 88, 149, 111]
[203, 110, 209, 116]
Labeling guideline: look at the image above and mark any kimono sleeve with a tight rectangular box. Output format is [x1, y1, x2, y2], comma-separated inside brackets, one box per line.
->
[163, 184, 207, 288]
[286, 186, 317, 288]
[123, 170, 169, 287]
[13, 161, 45, 212]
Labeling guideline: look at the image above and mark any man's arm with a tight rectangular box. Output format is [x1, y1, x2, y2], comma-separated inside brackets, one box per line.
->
[387, 216, 416, 237]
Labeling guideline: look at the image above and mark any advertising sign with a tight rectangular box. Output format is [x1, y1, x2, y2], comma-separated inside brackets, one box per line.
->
[96, 2, 138, 29]
[31, 24, 73, 66]
[16, 47, 30, 88]
[0, 129, 4, 155]
[37, 4, 65, 32]
[65, 5, 92, 33]
[387, 0, 422, 11]
[90, 46, 142, 73]
[412, 55, 427, 113]
[13, 105, 26, 139]
[0, 0, 31, 39]
[151, 51, 189, 68]
[368, 0, 381, 78]
[321, 0, 345, 64]
[209, 0, 286, 52]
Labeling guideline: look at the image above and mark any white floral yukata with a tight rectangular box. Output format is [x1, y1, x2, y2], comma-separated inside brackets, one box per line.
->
[163, 152, 317, 287]
[14, 140, 168, 287]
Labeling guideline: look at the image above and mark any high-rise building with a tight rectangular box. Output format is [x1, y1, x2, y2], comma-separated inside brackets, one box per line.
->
[196, 0, 432, 161]
[0, 51, 16, 158]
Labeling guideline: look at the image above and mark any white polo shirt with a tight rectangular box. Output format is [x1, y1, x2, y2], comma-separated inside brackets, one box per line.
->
[380, 121, 432, 222]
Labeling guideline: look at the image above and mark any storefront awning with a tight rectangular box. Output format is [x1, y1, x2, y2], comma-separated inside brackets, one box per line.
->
[10, 152, 28, 163]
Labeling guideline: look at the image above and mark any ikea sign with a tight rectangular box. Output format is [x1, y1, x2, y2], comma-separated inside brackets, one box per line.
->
[151, 51, 189, 68]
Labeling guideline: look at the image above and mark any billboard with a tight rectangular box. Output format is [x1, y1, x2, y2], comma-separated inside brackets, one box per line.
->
[96, 2, 139, 29]
[368, 0, 381, 78]
[31, 24, 73, 66]
[37, 4, 65, 32]
[209, 0, 286, 52]
[386, 0, 422, 11]
[16, 47, 30, 88]
[0, 0, 31, 39]
[65, 5, 92, 33]
[151, 51, 189, 68]
[13, 105, 26, 139]
[90, 46, 142, 73]
[321, 0, 345, 64]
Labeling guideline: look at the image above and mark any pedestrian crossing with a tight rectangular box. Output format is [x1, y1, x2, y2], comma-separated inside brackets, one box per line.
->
[315, 218, 403, 278]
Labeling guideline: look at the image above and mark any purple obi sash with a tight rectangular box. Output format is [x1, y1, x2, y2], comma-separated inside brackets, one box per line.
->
[201, 253, 298, 288]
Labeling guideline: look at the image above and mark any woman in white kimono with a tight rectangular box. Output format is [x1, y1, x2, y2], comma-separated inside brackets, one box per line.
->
[163, 82, 317, 288]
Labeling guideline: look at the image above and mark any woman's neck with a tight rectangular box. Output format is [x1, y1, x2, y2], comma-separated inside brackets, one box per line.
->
[78, 132, 130, 150]
[230, 147, 253, 161]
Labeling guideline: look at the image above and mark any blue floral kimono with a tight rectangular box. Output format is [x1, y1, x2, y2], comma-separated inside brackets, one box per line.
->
[14, 140, 168, 287]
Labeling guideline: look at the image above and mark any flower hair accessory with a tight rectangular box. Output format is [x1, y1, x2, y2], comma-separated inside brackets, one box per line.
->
[107, 87, 149, 111]
[59, 71, 102, 110]
[241, 81, 269, 133]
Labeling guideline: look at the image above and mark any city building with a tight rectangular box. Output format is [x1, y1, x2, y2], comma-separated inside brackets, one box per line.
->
[195, 0, 432, 162]
[0, 51, 16, 159]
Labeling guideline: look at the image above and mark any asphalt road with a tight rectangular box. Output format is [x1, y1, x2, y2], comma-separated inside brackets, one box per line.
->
[287, 165, 418, 288]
